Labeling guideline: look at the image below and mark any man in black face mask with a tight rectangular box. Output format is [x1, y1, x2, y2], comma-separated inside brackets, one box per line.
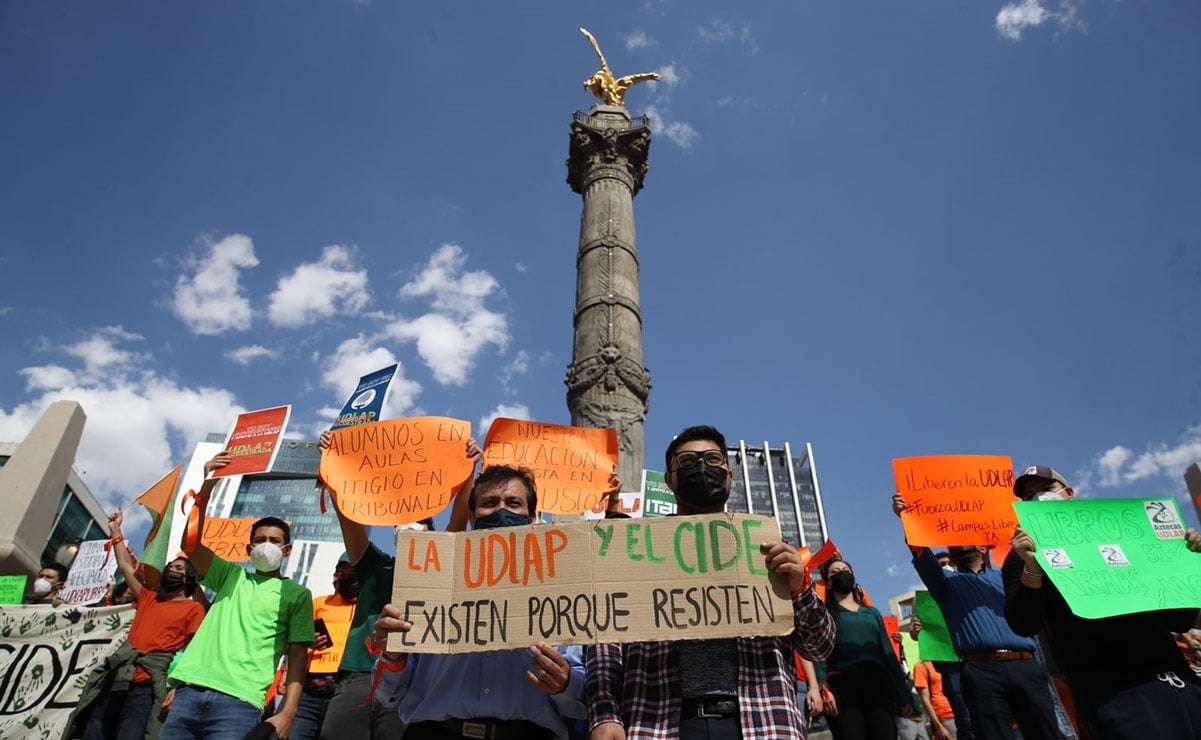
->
[587, 425, 837, 740]
[369, 465, 587, 740]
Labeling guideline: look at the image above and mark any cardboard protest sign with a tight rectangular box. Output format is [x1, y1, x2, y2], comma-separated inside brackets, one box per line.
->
[0, 575, 26, 604]
[482, 419, 619, 515]
[914, 590, 959, 662]
[893, 455, 1018, 546]
[59, 540, 120, 606]
[1014, 497, 1201, 619]
[584, 491, 644, 520]
[0, 604, 135, 738]
[332, 364, 399, 430]
[202, 517, 264, 562]
[641, 470, 677, 517]
[320, 417, 474, 526]
[214, 405, 291, 478]
[388, 514, 793, 654]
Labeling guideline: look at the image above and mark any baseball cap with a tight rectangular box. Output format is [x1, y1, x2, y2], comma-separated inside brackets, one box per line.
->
[1014, 464, 1070, 499]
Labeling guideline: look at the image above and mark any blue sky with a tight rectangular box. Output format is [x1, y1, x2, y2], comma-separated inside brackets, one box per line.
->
[2, 1, 1199, 599]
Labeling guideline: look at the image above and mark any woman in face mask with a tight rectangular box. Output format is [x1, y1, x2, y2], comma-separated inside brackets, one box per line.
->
[817, 558, 918, 740]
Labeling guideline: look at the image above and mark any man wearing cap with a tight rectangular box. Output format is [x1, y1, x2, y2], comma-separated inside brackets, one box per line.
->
[891, 494, 1063, 740]
[1005, 464, 1201, 739]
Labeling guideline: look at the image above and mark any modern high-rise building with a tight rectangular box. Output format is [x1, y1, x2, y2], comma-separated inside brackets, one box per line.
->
[0, 400, 109, 577]
[725, 440, 829, 549]
[169, 435, 347, 595]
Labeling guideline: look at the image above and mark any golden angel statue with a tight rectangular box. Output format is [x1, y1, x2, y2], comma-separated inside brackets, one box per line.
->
[580, 27, 660, 107]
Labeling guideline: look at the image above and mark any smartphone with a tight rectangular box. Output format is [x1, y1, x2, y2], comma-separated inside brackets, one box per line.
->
[314, 618, 330, 640]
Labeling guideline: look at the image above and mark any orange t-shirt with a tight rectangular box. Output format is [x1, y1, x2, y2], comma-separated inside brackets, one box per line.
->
[913, 661, 953, 719]
[127, 588, 206, 683]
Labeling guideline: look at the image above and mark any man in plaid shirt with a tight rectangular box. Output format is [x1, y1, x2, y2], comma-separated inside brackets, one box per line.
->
[586, 425, 837, 740]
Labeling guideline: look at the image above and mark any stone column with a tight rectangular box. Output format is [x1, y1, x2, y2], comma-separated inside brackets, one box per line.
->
[565, 105, 653, 488]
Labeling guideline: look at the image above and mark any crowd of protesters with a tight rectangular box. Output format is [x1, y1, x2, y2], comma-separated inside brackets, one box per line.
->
[15, 424, 1201, 740]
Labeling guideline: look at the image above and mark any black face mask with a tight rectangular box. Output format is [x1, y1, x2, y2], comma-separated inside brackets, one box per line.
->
[672, 462, 730, 508]
[334, 578, 360, 600]
[474, 509, 532, 530]
[828, 571, 856, 594]
[161, 573, 187, 593]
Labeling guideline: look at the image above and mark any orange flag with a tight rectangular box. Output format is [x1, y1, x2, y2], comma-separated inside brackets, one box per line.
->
[133, 464, 183, 587]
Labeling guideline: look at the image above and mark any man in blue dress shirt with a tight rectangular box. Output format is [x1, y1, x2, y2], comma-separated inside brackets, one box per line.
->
[892, 494, 1063, 740]
[369, 465, 586, 740]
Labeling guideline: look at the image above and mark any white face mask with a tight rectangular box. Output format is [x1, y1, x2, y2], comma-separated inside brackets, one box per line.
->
[33, 577, 53, 596]
[1034, 491, 1068, 502]
[249, 542, 285, 573]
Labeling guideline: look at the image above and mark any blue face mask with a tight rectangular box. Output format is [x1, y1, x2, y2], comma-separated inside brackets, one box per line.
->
[473, 509, 532, 530]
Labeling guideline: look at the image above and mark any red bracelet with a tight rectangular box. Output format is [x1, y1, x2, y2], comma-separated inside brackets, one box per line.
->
[109, 535, 124, 546]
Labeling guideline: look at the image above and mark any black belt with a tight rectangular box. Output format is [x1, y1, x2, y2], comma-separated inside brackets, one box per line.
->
[681, 697, 739, 719]
[961, 650, 1035, 662]
[421, 718, 553, 740]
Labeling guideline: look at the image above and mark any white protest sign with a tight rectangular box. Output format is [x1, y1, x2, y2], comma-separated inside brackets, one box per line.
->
[59, 540, 119, 606]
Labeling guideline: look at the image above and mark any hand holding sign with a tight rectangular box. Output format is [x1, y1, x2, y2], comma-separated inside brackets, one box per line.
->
[482, 418, 619, 515]
[319, 417, 474, 526]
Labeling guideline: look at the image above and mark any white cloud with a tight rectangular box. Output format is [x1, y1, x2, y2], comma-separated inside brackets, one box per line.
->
[268, 245, 370, 327]
[499, 350, 531, 395]
[1086, 427, 1201, 487]
[387, 245, 509, 386]
[479, 403, 531, 435]
[225, 345, 276, 365]
[996, 0, 1049, 40]
[317, 336, 422, 425]
[652, 64, 682, 88]
[0, 307, 12, 317]
[696, 20, 759, 54]
[645, 105, 700, 149]
[171, 234, 259, 335]
[0, 328, 245, 510]
[625, 31, 655, 50]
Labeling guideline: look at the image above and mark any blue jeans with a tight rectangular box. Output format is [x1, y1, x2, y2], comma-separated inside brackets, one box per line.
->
[287, 690, 330, 740]
[159, 685, 265, 740]
[116, 683, 155, 740]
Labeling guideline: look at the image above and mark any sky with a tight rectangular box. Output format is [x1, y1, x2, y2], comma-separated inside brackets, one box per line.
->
[2, 0, 1200, 600]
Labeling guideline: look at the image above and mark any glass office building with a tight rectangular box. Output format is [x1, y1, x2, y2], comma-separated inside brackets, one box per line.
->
[725, 440, 828, 549]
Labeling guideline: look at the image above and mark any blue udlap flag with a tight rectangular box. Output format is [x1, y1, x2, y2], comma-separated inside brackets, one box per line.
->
[331, 363, 399, 429]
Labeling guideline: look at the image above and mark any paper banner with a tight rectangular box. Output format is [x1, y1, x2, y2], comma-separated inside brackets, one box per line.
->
[214, 405, 291, 478]
[0, 604, 136, 738]
[641, 470, 677, 517]
[0, 575, 27, 605]
[200, 517, 265, 562]
[482, 419, 619, 515]
[883, 615, 902, 661]
[1015, 497, 1201, 619]
[914, 590, 959, 662]
[331, 364, 398, 430]
[320, 417, 474, 526]
[59, 540, 120, 606]
[893, 455, 1018, 546]
[388, 514, 792, 654]
[308, 620, 352, 673]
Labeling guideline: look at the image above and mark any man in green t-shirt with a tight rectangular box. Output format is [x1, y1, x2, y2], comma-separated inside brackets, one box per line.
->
[160, 452, 315, 740]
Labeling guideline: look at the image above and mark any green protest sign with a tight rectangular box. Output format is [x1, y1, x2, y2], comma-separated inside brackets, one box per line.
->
[1014, 497, 1201, 619]
[914, 590, 959, 662]
[0, 575, 26, 604]
[641, 470, 676, 517]
[900, 631, 921, 673]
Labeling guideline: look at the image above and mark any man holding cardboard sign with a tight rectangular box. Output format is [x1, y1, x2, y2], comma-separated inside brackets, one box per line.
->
[1004, 464, 1201, 739]
[369, 464, 587, 740]
[587, 425, 836, 740]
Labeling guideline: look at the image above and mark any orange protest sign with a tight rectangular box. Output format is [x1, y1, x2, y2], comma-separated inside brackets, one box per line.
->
[893, 455, 1018, 547]
[319, 417, 474, 526]
[200, 517, 261, 561]
[481, 418, 619, 515]
[214, 405, 291, 478]
[308, 620, 352, 673]
[882, 615, 902, 660]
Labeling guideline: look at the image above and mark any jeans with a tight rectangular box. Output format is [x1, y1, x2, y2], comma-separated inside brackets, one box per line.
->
[116, 683, 155, 740]
[319, 671, 405, 739]
[159, 685, 265, 740]
[287, 690, 330, 740]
